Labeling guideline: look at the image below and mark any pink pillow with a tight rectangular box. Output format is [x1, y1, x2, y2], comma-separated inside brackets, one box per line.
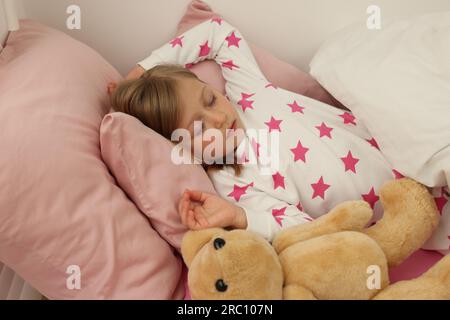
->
[100, 113, 217, 251]
[0, 20, 184, 299]
[178, 0, 344, 108]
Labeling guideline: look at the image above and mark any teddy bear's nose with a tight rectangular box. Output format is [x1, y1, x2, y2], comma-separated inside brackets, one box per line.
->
[213, 237, 226, 250]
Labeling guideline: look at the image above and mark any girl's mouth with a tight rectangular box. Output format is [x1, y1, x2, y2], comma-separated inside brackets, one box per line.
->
[226, 120, 236, 138]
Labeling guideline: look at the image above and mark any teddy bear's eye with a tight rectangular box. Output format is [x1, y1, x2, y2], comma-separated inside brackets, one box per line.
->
[215, 279, 228, 292]
[213, 237, 226, 250]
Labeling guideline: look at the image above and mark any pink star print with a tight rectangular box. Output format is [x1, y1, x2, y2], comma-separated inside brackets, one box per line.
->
[316, 122, 333, 139]
[265, 83, 278, 89]
[392, 169, 404, 179]
[272, 172, 285, 190]
[227, 182, 254, 202]
[225, 32, 241, 48]
[170, 36, 184, 48]
[237, 93, 255, 112]
[290, 140, 309, 163]
[339, 112, 356, 125]
[287, 101, 305, 114]
[239, 151, 249, 164]
[211, 17, 223, 25]
[341, 151, 360, 173]
[221, 60, 239, 70]
[272, 207, 287, 226]
[251, 138, 260, 157]
[199, 41, 211, 57]
[311, 176, 330, 200]
[362, 187, 379, 209]
[296, 201, 313, 220]
[265, 116, 282, 133]
[434, 188, 448, 215]
[241, 93, 254, 99]
[296, 201, 304, 211]
[366, 137, 380, 150]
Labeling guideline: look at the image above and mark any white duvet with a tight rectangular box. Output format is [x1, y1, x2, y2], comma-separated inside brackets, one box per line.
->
[310, 11, 450, 189]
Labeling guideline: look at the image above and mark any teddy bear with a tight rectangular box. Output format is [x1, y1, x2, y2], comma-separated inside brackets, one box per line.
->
[181, 178, 450, 299]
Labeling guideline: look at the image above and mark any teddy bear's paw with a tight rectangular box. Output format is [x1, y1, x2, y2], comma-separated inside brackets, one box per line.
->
[378, 178, 440, 238]
[380, 178, 437, 217]
[273, 200, 373, 254]
[327, 200, 373, 230]
[364, 178, 440, 267]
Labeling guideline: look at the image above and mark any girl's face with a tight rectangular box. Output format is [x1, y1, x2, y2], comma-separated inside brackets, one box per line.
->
[176, 78, 245, 163]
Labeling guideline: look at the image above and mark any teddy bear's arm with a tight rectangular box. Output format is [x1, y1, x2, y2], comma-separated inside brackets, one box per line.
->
[283, 284, 317, 300]
[363, 178, 440, 267]
[273, 200, 373, 254]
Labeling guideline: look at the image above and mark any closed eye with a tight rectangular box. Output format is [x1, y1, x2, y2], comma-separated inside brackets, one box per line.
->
[208, 94, 216, 107]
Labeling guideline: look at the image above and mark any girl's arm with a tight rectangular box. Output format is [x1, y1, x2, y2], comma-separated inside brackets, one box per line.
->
[137, 18, 267, 94]
[180, 177, 314, 243]
[209, 170, 314, 242]
[239, 193, 314, 243]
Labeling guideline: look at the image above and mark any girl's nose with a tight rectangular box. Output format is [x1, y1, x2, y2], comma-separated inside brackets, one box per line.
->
[208, 111, 227, 129]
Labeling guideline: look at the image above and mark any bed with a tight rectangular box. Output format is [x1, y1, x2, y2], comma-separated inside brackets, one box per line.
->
[0, 0, 448, 300]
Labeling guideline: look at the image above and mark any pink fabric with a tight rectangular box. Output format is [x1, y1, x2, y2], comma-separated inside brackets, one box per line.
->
[177, 0, 343, 108]
[389, 249, 444, 283]
[0, 20, 184, 299]
[100, 112, 217, 251]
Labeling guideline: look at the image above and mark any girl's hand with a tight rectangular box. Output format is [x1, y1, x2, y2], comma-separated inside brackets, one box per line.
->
[178, 189, 247, 230]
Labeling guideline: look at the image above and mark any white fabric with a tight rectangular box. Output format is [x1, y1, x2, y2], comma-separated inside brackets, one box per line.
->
[310, 11, 450, 189]
[310, 12, 450, 252]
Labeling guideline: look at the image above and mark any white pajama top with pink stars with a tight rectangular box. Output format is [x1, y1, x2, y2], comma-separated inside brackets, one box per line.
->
[138, 19, 450, 253]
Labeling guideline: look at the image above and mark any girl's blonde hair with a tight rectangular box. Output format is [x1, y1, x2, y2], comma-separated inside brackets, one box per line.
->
[110, 64, 241, 175]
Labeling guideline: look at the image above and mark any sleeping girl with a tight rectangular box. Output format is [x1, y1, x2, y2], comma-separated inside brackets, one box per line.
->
[109, 18, 448, 253]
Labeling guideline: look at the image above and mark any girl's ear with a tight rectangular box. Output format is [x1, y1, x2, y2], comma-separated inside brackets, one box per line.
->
[107, 82, 117, 96]
[181, 228, 226, 267]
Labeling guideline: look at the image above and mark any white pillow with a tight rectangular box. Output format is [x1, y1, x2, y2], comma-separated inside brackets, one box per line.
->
[310, 12, 450, 188]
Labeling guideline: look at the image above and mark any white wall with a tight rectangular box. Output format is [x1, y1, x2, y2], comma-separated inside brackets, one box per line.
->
[20, 0, 450, 76]
[0, 1, 8, 48]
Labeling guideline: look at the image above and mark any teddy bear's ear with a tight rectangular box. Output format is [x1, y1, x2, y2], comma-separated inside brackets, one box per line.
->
[181, 228, 226, 267]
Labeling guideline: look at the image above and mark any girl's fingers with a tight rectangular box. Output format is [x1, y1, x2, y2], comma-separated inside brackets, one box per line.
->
[187, 209, 199, 230]
[187, 190, 211, 203]
[193, 206, 210, 229]
[179, 193, 190, 226]
[179, 201, 187, 226]
[189, 200, 195, 211]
